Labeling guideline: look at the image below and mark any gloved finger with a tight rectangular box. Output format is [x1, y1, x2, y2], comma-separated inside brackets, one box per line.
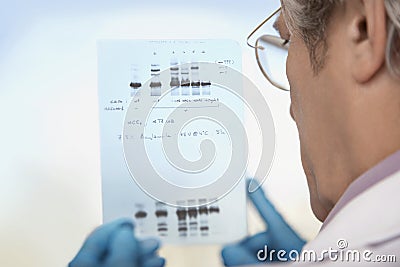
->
[68, 255, 97, 267]
[103, 224, 139, 267]
[240, 231, 273, 252]
[221, 244, 261, 266]
[71, 218, 134, 266]
[246, 179, 288, 230]
[142, 257, 166, 267]
[139, 238, 161, 257]
[246, 180, 306, 252]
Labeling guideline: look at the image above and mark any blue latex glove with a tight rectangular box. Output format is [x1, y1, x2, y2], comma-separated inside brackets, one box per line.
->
[221, 181, 306, 266]
[69, 218, 165, 267]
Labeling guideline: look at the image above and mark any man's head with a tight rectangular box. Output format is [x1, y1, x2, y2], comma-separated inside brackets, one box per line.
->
[277, 0, 400, 221]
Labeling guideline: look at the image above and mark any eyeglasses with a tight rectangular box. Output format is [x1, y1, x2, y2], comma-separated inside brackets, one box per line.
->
[247, 7, 290, 91]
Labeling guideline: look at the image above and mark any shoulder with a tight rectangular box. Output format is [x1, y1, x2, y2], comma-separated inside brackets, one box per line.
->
[302, 171, 400, 264]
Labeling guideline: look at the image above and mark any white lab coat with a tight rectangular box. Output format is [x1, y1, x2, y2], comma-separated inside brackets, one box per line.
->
[248, 170, 400, 266]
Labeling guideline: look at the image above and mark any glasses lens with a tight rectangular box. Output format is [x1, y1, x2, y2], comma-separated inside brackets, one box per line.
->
[256, 35, 290, 91]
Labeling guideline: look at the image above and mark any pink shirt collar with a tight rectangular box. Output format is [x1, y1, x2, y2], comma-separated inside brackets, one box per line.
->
[321, 150, 400, 231]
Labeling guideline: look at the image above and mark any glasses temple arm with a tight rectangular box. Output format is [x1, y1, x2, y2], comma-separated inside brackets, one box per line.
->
[247, 7, 282, 49]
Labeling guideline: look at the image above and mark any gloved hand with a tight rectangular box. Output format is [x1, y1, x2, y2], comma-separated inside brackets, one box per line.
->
[69, 218, 165, 267]
[221, 180, 306, 266]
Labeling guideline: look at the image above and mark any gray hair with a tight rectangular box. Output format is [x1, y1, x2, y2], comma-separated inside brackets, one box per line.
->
[282, 0, 400, 78]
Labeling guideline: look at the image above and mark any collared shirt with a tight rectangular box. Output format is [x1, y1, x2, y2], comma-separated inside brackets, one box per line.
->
[321, 149, 400, 230]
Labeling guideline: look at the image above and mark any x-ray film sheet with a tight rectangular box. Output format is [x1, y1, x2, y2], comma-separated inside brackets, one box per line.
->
[98, 39, 247, 244]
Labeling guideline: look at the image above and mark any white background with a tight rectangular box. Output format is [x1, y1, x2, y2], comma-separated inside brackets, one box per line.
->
[0, 0, 321, 266]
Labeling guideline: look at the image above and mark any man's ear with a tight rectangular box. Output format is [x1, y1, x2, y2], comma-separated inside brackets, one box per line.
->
[349, 0, 387, 83]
